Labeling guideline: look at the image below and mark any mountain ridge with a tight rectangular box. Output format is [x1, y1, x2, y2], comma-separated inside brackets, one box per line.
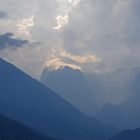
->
[41, 65, 98, 116]
[0, 58, 117, 140]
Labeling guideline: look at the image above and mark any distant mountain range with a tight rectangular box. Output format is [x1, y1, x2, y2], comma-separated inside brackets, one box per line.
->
[85, 67, 140, 106]
[96, 71, 140, 129]
[0, 58, 117, 140]
[96, 103, 125, 129]
[41, 66, 97, 116]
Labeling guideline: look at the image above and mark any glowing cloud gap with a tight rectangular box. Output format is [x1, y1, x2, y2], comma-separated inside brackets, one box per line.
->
[68, 0, 81, 7]
[44, 47, 100, 72]
[53, 0, 81, 30]
[44, 58, 82, 71]
[60, 49, 101, 64]
[53, 15, 69, 30]
[17, 16, 35, 35]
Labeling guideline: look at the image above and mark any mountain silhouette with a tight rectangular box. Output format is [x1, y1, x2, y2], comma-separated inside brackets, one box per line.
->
[0, 58, 117, 140]
[96, 103, 125, 128]
[41, 66, 97, 116]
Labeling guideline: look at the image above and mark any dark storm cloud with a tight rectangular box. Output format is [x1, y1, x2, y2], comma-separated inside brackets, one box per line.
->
[0, 33, 29, 49]
[0, 11, 8, 19]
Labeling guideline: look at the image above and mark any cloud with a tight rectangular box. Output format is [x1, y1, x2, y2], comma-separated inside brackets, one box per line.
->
[0, 40, 44, 79]
[0, 11, 8, 19]
[1, 0, 140, 77]
[44, 47, 101, 73]
[44, 58, 81, 71]
[68, 0, 81, 7]
[17, 16, 35, 36]
[53, 15, 69, 30]
[59, 47, 101, 64]
[0, 32, 29, 49]
[53, 0, 81, 30]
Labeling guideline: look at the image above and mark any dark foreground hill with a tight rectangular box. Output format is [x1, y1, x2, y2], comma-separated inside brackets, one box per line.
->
[109, 127, 140, 140]
[0, 113, 54, 140]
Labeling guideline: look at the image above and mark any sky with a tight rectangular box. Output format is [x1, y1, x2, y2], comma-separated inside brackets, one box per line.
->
[0, 0, 140, 78]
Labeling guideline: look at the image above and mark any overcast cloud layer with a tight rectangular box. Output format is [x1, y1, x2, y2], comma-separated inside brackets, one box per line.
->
[0, 0, 140, 78]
